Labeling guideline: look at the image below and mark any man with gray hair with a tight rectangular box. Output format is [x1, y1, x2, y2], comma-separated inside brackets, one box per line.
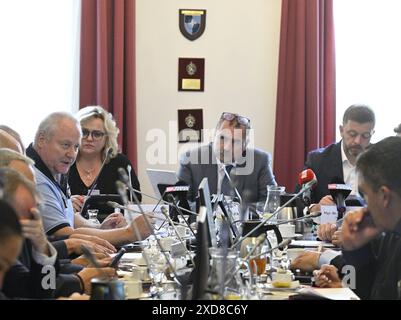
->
[178, 112, 276, 203]
[26, 112, 152, 245]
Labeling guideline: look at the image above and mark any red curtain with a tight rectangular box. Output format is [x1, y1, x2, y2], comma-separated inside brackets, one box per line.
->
[80, 0, 138, 170]
[273, 0, 336, 191]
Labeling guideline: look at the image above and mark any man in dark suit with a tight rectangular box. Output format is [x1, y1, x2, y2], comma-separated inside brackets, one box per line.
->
[313, 137, 401, 299]
[303, 104, 375, 204]
[178, 112, 276, 203]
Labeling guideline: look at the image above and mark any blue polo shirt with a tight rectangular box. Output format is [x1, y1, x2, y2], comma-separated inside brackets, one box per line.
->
[34, 167, 75, 234]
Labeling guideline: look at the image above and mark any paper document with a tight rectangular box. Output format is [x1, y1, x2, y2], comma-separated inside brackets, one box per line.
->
[298, 287, 360, 300]
[290, 240, 335, 248]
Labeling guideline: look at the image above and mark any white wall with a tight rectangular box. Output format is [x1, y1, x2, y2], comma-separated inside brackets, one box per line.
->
[136, 0, 282, 201]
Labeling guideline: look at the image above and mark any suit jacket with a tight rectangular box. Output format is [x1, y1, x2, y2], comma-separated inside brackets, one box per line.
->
[177, 143, 276, 203]
[303, 142, 343, 204]
[3, 240, 56, 299]
[342, 223, 401, 300]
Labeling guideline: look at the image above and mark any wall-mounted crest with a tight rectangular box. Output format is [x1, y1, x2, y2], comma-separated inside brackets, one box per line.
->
[179, 9, 206, 41]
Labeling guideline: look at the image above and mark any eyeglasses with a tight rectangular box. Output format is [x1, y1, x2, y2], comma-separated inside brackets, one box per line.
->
[220, 112, 250, 127]
[346, 130, 374, 140]
[82, 128, 106, 140]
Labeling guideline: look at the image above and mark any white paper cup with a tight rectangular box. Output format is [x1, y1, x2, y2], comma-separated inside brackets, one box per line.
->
[124, 279, 142, 299]
[279, 224, 295, 238]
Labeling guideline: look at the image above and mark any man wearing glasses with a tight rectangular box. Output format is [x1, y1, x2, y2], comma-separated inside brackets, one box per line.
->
[177, 112, 276, 203]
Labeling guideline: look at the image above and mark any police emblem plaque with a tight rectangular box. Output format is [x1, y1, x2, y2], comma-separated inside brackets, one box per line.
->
[179, 9, 206, 41]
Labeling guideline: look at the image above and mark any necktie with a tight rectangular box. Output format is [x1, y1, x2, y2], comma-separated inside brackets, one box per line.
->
[221, 164, 233, 196]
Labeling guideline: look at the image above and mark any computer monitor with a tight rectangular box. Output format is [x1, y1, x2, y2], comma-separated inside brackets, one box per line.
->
[146, 168, 178, 198]
[191, 205, 210, 299]
[198, 178, 217, 248]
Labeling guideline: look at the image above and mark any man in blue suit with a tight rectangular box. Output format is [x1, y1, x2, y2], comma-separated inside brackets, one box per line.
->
[178, 112, 276, 204]
[304, 104, 376, 205]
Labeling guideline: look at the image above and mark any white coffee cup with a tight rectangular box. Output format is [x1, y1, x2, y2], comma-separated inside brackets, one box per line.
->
[159, 237, 174, 251]
[279, 223, 295, 238]
[286, 248, 305, 261]
[124, 279, 143, 299]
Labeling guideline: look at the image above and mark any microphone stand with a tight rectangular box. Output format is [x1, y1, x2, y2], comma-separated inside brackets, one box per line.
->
[222, 164, 242, 205]
[116, 181, 198, 217]
[166, 194, 197, 238]
[159, 206, 195, 266]
[231, 181, 315, 249]
[106, 201, 190, 228]
[116, 179, 184, 287]
[224, 238, 292, 288]
[127, 164, 134, 203]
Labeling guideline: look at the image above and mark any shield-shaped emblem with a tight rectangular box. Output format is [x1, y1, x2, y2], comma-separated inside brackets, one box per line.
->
[179, 9, 206, 41]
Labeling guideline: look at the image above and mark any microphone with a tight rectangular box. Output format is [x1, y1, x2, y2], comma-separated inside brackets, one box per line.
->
[225, 238, 292, 287]
[106, 200, 189, 228]
[164, 181, 191, 222]
[166, 194, 196, 238]
[116, 174, 185, 287]
[231, 169, 317, 249]
[328, 177, 352, 220]
[274, 211, 321, 225]
[127, 164, 133, 203]
[298, 169, 317, 206]
[117, 167, 198, 217]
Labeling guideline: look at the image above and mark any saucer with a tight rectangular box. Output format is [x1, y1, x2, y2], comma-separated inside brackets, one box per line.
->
[283, 233, 303, 239]
[266, 280, 301, 291]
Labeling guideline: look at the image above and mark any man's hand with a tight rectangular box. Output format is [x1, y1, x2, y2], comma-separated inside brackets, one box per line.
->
[290, 250, 321, 272]
[77, 267, 116, 294]
[341, 208, 382, 251]
[71, 195, 85, 213]
[64, 237, 116, 255]
[309, 195, 336, 213]
[128, 213, 155, 241]
[313, 264, 343, 288]
[100, 212, 127, 229]
[20, 208, 50, 256]
[69, 234, 117, 253]
[331, 228, 343, 247]
[72, 253, 112, 267]
[317, 223, 337, 242]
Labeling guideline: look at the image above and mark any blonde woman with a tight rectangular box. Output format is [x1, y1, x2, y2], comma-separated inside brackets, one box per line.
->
[69, 106, 141, 214]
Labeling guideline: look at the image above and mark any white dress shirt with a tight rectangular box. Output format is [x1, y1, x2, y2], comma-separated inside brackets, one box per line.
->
[341, 141, 358, 195]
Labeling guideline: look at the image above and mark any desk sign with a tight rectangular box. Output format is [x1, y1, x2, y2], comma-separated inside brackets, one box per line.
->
[178, 58, 205, 91]
[320, 205, 364, 225]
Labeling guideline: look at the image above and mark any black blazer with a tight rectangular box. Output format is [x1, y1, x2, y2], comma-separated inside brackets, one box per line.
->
[303, 142, 343, 204]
